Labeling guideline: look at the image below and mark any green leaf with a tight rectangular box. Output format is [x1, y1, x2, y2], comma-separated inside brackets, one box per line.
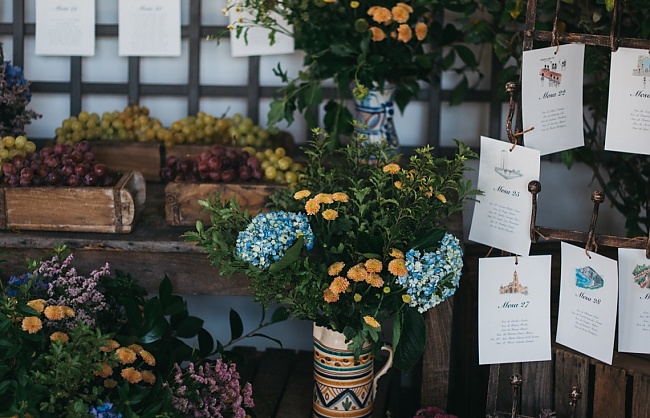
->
[198, 328, 214, 358]
[392, 309, 403, 352]
[605, 0, 615, 11]
[411, 229, 445, 252]
[140, 320, 168, 344]
[448, 76, 469, 106]
[268, 100, 287, 128]
[357, 231, 384, 256]
[230, 309, 244, 340]
[159, 275, 173, 308]
[269, 235, 304, 273]
[454, 45, 478, 69]
[176, 316, 204, 339]
[393, 308, 426, 371]
[270, 306, 290, 324]
[250, 333, 284, 348]
[162, 296, 186, 317]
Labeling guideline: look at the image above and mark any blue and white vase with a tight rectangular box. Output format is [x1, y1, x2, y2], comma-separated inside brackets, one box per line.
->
[352, 83, 399, 148]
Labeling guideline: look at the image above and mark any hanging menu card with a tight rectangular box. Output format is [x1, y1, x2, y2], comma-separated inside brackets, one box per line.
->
[556, 242, 618, 364]
[229, 10, 295, 57]
[605, 47, 650, 155]
[118, 0, 181, 57]
[35, 0, 95, 56]
[478, 255, 552, 365]
[618, 248, 650, 353]
[521, 44, 585, 155]
[468, 136, 541, 256]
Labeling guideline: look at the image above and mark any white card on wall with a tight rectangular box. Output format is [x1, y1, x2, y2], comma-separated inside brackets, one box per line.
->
[35, 0, 95, 56]
[521, 44, 585, 155]
[118, 0, 181, 57]
[605, 47, 650, 155]
[229, 10, 295, 57]
[478, 255, 552, 365]
[468, 136, 541, 256]
[618, 248, 650, 353]
[556, 242, 618, 364]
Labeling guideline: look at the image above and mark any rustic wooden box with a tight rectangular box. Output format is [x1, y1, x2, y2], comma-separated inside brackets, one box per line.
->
[0, 171, 146, 233]
[92, 141, 162, 181]
[164, 182, 283, 226]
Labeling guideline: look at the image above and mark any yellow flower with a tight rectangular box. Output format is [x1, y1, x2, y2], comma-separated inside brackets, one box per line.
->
[328, 261, 345, 276]
[330, 276, 350, 294]
[397, 24, 412, 42]
[21, 316, 42, 334]
[101, 339, 121, 352]
[364, 259, 383, 273]
[141, 370, 156, 385]
[394, 181, 403, 189]
[44, 305, 65, 321]
[388, 258, 408, 276]
[293, 189, 311, 200]
[324, 0, 336, 3]
[26, 299, 46, 313]
[93, 363, 113, 378]
[121, 367, 142, 384]
[305, 198, 321, 215]
[402, 294, 412, 303]
[315, 193, 334, 204]
[366, 272, 384, 288]
[62, 306, 75, 317]
[350, 1, 360, 8]
[116, 347, 137, 364]
[140, 349, 156, 367]
[383, 286, 391, 294]
[128, 344, 143, 354]
[370, 27, 386, 42]
[323, 288, 340, 303]
[353, 293, 362, 302]
[332, 192, 349, 202]
[391, 5, 410, 23]
[50, 332, 69, 343]
[436, 193, 447, 203]
[347, 264, 368, 282]
[322, 209, 339, 221]
[415, 22, 428, 41]
[369, 6, 392, 24]
[382, 163, 400, 174]
[364, 316, 380, 328]
[104, 378, 118, 389]
[389, 248, 404, 259]
[396, 2, 414, 12]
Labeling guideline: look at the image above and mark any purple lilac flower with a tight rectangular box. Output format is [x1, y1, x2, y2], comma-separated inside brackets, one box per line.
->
[88, 402, 122, 418]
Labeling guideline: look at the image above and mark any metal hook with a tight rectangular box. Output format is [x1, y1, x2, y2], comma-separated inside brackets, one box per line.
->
[585, 191, 605, 258]
[569, 386, 582, 418]
[528, 180, 542, 243]
[509, 373, 523, 418]
[610, 0, 620, 52]
[551, 0, 562, 54]
[505, 82, 518, 149]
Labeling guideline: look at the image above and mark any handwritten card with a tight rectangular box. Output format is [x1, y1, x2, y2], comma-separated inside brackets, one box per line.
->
[605, 47, 650, 155]
[618, 248, 650, 353]
[556, 242, 618, 364]
[118, 0, 181, 57]
[229, 9, 295, 57]
[478, 255, 552, 365]
[521, 44, 585, 155]
[35, 0, 95, 56]
[468, 136, 541, 256]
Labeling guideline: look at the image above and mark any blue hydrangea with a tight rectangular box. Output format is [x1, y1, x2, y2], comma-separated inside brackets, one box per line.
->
[396, 233, 463, 313]
[88, 402, 122, 418]
[3, 61, 31, 101]
[4, 272, 48, 297]
[236, 211, 314, 269]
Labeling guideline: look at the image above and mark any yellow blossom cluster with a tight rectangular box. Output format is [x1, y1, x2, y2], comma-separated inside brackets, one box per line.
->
[366, 2, 428, 43]
[97, 339, 157, 386]
[294, 189, 348, 220]
[19, 300, 75, 334]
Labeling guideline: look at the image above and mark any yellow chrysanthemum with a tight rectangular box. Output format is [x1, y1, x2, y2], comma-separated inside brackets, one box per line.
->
[347, 264, 368, 282]
[101, 339, 121, 352]
[323, 288, 340, 303]
[141, 370, 156, 385]
[364, 259, 383, 273]
[396, 2, 414, 12]
[21, 316, 42, 334]
[402, 294, 412, 303]
[62, 306, 75, 317]
[140, 349, 156, 367]
[116, 347, 137, 365]
[128, 344, 143, 354]
[328, 261, 345, 276]
[436, 193, 447, 203]
[350, 0, 360, 8]
[382, 163, 400, 175]
[389, 248, 404, 259]
[315, 193, 334, 204]
[332, 192, 349, 202]
[324, 0, 336, 3]
[322, 209, 339, 221]
[364, 316, 381, 328]
[44, 305, 65, 321]
[293, 190, 311, 200]
[50, 332, 69, 343]
[394, 181, 403, 189]
[388, 258, 408, 276]
[305, 198, 321, 215]
[367, 6, 379, 15]
[370, 27, 386, 42]
[26, 299, 46, 314]
[353, 293, 362, 302]
[93, 363, 113, 378]
[370, 6, 392, 24]
[383, 286, 391, 294]
[391, 5, 410, 23]
[104, 378, 118, 389]
[397, 24, 412, 42]
[330, 276, 350, 294]
[415, 22, 428, 41]
[121, 367, 142, 384]
[366, 272, 384, 288]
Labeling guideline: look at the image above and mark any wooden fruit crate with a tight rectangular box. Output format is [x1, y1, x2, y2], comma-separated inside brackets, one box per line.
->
[164, 181, 284, 226]
[91, 141, 162, 181]
[0, 171, 146, 233]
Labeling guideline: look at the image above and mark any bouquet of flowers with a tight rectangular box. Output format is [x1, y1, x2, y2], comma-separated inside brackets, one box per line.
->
[0, 41, 40, 137]
[187, 129, 479, 369]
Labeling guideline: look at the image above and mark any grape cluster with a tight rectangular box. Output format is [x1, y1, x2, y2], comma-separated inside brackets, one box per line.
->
[226, 113, 271, 148]
[54, 111, 102, 144]
[0, 135, 37, 163]
[160, 145, 264, 184]
[1, 141, 116, 188]
[243, 146, 302, 185]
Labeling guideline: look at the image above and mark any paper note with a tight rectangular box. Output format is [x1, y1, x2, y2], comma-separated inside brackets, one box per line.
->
[478, 255, 552, 365]
[35, 0, 95, 56]
[556, 242, 618, 364]
[521, 44, 585, 155]
[118, 0, 181, 57]
[605, 47, 650, 155]
[618, 248, 650, 353]
[468, 136, 541, 256]
[229, 9, 295, 57]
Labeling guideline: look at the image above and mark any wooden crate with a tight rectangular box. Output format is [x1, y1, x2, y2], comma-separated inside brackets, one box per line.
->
[0, 171, 146, 233]
[164, 181, 283, 226]
[91, 141, 162, 181]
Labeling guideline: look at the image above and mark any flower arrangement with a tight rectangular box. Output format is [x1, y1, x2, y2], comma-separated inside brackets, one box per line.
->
[0, 41, 40, 137]
[187, 129, 479, 368]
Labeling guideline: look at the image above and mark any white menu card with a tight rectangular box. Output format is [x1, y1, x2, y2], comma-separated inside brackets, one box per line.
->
[35, 0, 95, 56]
[618, 248, 650, 353]
[119, 0, 181, 57]
[229, 10, 295, 57]
[556, 242, 618, 364]
[605, 47, 650, 155]
[479, 255, 552, 365]
[469, 137, 541, 256]
[521, 44, 585, 155]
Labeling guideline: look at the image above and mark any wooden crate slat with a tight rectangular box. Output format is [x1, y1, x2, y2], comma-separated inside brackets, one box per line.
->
[274, 350, 313, 418]
[521, 359, 553, 416]
[632, 372, 650, 418]
[251, 348, 296, 418]
[92, 142, 162, 182]
[553, 347, 589, 418]
[592, 363, 627, 418]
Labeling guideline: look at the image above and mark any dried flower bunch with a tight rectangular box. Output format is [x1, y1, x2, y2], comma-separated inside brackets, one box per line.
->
[0, 41, 40, 137]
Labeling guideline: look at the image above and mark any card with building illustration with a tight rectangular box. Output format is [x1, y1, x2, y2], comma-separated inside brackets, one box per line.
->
[478, 255, 552, 365]
[605, 47, 650, 155]
[469, 136, 541, 256]
[35, 0, 95, 56]
[118, 0, 181, 57]
[556, 242, 618, 364]
[618, 248, 650, 353]
[521, 44, 585, 155]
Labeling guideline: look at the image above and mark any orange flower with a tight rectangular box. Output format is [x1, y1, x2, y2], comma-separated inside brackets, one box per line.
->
[347, 264, 368, 282]
[364, 259, 383, 273]
[50, 332, 69, 343]
[369, 6, 392, 24]
[315, 193, 334, 204]
[322, 209, 339, 221]
[364, 316, 380, 328]
[389, 248, 404, 259]
[116, 347, 137, 364]
[305, 198, 321, 215]
[101, 339, 121, 352]
[293, 189, 311, 200]
[94, 363, 113, 378]
[382, 163, 400, 174]
[436, 193, 447, 203]
[330, 276, 350, 294]
[332, 192, 349, 202]
[128, 344, 143, 354]
[396, 2, 414, 12]
[44, 305, 65, 321]
[26, 299, 46, 314]
[415, 22, 428, 40]
[366, 272, 384, 288]
[328, 261, 345, 276]
[62, 306, 75, 317]
[370, 27, 386, 42]
[388, 258, 408, 276]
[21, 316, 42, 334]
[394, 181, 403, 189]
[397, 24, 412, 42]
[391, 5, 410, 23]
[141, 370, 156, 385]
[323, 288, 340, 303]
[104, 378, 118, 389]
[121, 367, 142, 384]
[140, 349, 156, 367]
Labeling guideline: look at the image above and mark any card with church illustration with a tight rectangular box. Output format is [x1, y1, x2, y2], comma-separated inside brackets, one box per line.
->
[605, 47, 650, 156]
[469, 136, 541, 256]
[618, 248, 650, 353]
[556, 242, 618, 364]
[478, 255, 552, 365]
[521, 44, 585, 155]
